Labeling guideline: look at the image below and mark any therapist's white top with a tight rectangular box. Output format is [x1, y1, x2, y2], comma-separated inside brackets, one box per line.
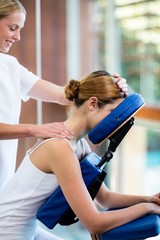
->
[0, 137, 89, 240]
[0, 53, 39, 191]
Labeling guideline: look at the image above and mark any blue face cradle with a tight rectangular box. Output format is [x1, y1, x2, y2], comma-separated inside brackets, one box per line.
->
[88, 93, 145, 145]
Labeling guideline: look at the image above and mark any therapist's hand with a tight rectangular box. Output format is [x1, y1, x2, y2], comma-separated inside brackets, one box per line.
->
[113, 73, 128, 96]
[29, 122, 73, 140]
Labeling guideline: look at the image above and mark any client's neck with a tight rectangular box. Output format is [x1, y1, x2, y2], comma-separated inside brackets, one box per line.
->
[65, 112, 88, 143]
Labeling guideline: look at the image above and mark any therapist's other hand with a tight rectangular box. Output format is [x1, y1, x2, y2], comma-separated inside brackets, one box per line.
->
[113, 73, 128, 96]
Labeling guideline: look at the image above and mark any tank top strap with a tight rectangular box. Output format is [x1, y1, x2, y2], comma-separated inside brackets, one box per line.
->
[27, 138, 71, 156]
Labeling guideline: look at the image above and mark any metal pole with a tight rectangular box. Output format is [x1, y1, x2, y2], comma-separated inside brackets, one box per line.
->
[35, 0, 42, 124]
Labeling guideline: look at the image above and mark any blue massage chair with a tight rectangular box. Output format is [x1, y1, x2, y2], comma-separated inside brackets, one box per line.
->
[36, 93, 160, 240]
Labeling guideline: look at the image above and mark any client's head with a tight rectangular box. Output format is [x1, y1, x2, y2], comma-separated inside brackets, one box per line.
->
[65, 70, 125, 129]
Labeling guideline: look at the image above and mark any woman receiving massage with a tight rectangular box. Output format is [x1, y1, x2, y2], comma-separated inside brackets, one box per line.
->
[0, 70, 159, 240]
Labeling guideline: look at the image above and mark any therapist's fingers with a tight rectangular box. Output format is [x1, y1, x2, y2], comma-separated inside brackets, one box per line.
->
[113, 73, 128, 96]
[30, 122, 74, 140]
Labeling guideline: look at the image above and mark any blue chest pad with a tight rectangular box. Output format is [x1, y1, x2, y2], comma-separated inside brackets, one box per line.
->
[36, 152, 106, 229]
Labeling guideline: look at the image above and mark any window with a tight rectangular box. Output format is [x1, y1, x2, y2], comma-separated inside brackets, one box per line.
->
[91, 0, 160, 195]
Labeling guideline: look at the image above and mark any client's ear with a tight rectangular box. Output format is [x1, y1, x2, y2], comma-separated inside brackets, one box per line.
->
[88, 97, 98, 111]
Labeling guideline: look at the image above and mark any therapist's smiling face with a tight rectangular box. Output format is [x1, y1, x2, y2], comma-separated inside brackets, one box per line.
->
[0, 11, 25, 53]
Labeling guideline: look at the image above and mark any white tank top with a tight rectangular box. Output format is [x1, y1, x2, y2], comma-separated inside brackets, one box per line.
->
[0, 137, 90, 239]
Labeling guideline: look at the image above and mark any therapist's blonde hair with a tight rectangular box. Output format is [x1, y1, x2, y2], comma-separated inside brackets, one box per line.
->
[0, 0, 26, 19]
[65, 70, 124, 108]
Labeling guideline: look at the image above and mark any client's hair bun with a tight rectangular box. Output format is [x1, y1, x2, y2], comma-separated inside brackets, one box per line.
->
[65, 79, 80, 101]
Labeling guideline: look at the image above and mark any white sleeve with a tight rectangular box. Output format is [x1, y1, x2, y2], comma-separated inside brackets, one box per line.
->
[19, 64, 40, 102]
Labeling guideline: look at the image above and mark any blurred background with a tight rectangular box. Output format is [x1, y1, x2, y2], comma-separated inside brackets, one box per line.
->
[10, 0, 160, 239]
